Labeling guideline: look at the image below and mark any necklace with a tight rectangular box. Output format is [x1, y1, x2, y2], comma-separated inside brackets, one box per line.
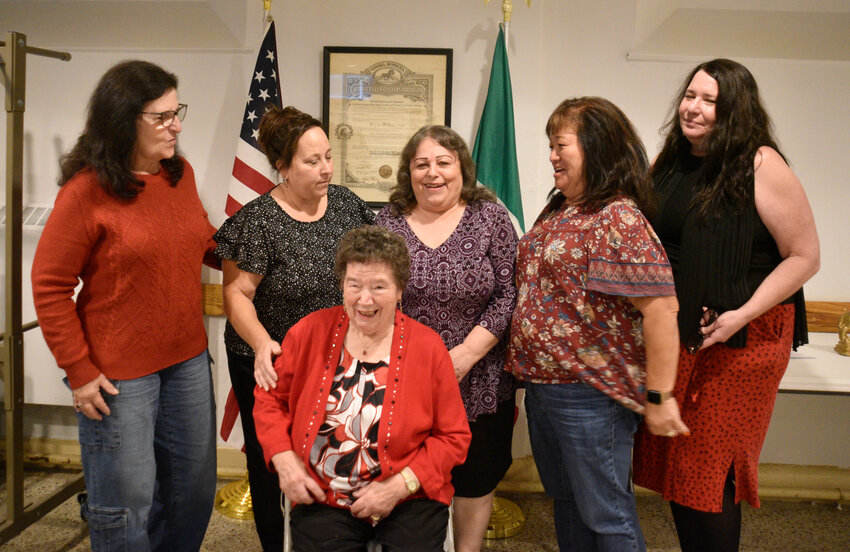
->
[347, 326, 393, 359]
[300, 310, 405, 459]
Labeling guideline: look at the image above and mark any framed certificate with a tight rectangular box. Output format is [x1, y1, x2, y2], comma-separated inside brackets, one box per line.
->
[323, 47, 453, 206]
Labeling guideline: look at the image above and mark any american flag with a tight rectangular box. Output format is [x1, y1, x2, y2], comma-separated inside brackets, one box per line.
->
[219, 21, 282, 450]
[219, 388, 244, 449]
[224, 21, 282, 216]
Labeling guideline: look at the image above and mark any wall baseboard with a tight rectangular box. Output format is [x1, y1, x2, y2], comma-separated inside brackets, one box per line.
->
[217, 446, 248, 478]
[0, 438, 250, 479]
[495, 456, 850, 504]
[4, 441, 848, 504]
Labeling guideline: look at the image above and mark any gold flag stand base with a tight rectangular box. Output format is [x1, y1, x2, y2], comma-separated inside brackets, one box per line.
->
[484, 496, 526, 539]
[215, 475, 254, 520]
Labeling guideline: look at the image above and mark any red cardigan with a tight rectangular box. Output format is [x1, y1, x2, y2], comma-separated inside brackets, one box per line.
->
[31, 161, 218, 388]
[254, 306, 471, 506]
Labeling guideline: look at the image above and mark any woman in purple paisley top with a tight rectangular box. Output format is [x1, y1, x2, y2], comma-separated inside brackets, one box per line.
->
[507, 97, 687, 552]
[376, 125, 517, 552]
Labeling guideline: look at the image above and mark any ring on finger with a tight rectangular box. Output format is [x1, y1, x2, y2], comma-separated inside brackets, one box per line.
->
[666, 430, 676, 437]
[370, 514, 381, 523]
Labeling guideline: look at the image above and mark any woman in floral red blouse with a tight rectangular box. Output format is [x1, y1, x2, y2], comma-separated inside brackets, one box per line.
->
[507, 97, 688, 552]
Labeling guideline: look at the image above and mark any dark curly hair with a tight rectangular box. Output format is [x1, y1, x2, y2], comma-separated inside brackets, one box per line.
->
[387, 125, 495, 215]
[334, 226, 410, 290]
[257, 106, 323, 172]
[653, 58, 783, 219]
[545, 97, 653, 217]
[59, 60, 183, 198]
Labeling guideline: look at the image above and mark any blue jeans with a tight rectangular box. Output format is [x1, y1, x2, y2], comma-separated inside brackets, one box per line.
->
[73, 350, 216, 552]
[525, 382, 645, 552]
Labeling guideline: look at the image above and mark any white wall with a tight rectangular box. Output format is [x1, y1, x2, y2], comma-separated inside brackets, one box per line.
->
[0, 2, 263, 439]
[2, 0, 848, 465]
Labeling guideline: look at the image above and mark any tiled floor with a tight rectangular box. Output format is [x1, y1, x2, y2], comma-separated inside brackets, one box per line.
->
[1, 468, 848, 551]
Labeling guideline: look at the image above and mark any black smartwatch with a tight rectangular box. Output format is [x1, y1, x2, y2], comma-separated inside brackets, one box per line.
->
[646, 390, 673, 405]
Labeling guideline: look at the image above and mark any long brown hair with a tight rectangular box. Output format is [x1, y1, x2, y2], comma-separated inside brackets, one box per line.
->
[545, 97, 653, 217]
[653, 58, 783, 218]
[387, 125, 495, 215]
[59, 60, 183, 198]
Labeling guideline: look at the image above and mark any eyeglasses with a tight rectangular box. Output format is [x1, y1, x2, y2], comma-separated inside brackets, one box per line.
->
[139, 103, 188, 127]
[686, 309, 719, 354]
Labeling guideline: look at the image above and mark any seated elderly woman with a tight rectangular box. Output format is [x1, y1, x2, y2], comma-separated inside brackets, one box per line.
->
[254, 225, 472, 552]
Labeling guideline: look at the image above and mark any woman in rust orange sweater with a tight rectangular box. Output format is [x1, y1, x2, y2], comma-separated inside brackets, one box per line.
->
[31, 60, 219, 552]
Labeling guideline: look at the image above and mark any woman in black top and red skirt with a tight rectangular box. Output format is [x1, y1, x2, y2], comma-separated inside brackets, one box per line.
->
[633, 59, 820, 552]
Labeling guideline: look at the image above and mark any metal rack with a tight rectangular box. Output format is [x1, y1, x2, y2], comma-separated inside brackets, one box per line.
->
[0, 30, 84, 543]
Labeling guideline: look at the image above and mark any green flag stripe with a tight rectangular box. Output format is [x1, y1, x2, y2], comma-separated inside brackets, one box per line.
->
[472, 24, 524, 231]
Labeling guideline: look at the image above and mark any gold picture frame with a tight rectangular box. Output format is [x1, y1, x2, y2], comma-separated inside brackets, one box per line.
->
[322, 47, 453, 206]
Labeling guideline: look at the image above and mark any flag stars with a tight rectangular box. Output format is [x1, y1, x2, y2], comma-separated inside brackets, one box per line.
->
[229, 22, 280, 216]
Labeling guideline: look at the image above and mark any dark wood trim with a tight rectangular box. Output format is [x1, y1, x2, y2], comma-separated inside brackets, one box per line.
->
[805, 301, 849, 333]
[202, 283, 223, 317]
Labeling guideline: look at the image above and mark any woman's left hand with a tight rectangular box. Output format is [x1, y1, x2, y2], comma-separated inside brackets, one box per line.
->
[448, 344, 476, 382]
[644, 399, 690, 438]
[448, 326, 499, 383]
[697, 307, 749, 350]
[349, 474, 408, 522]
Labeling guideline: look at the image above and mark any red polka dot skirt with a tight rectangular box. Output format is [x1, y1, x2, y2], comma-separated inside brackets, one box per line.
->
[633, 303, 795, 512]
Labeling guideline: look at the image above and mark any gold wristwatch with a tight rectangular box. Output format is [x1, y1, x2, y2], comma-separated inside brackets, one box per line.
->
[401, 467, 419, 495]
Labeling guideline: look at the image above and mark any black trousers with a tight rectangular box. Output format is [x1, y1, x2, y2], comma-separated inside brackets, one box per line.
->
[227, 350, 283, 552]
[670, 468, 741, 552]
[291, 499, 449, 552]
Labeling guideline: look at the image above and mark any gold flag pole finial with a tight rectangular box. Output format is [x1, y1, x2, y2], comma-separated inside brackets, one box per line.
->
[263, 0, 272, 22]
[484, 0, 530, 23]
[484, 0, 530, 44]
[502, 0, 514, 23]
